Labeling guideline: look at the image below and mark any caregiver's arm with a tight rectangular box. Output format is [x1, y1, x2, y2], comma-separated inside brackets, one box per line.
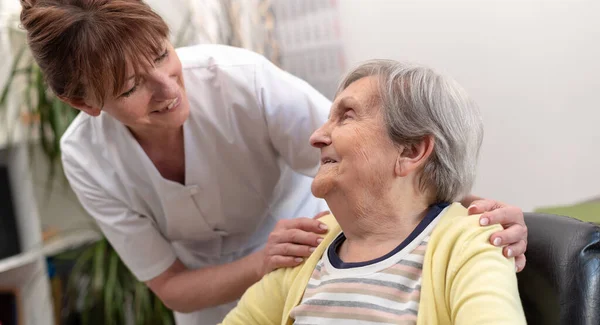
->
[448, 222, 527, 325]
[146, 216, 327, 313]
[147, 252, 264, 313]
[461, 195, 528, 272]
[147, 256, 259, 313]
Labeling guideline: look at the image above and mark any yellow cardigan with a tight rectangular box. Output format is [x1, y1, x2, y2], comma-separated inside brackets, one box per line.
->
[221, 203, 526, 325]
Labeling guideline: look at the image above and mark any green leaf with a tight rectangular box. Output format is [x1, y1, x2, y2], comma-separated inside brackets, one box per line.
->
[38, 104, 52, 156]
[155, 300, 173, 325]
[35, 64, 47, 113]
[36, 65, 54, 158]
[134, 283, 150, 325]
[92, 239, 107, 296]
[24, 64, 37, 141]
[43, 98, 67, 189]
[64, 103, 79, 128]
[65, 240, 174, 323]
[104, 250, 119, 321]
[68, 245, 95, 293]
[0, 46, 27, 110]
[158, 297, 175, 325]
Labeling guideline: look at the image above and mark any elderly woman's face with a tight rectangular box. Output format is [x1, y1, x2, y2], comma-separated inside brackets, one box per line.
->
[309, 76, 400, 199]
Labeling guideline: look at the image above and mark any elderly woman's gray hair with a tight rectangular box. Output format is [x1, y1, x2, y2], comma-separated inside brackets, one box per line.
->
[336, 60, 484, 202]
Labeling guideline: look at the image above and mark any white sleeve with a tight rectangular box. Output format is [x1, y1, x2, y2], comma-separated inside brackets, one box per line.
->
[62, 152, 177, 282]
[254, 57, 332, 177]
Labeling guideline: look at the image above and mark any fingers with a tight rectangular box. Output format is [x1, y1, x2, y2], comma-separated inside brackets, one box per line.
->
[275, 217, 329, 234]
[266, 255, 304, 272]
[478, 205, 524, 228]
[260, 241, 314, 275]
[502, 240, 527, 259]
[269, 228, 323, 247]
[312, 210, 331, 220]
[268, 243, 316, 258]
[514, 254, 527, 273]
[262, 216, 331, 275]
[468, 199, 502, 215]
[263, 234, 324, 273]
[489, 223, 527, 248]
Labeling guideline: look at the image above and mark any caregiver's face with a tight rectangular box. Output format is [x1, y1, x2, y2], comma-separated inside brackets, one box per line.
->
[100, 41, 190, 131]
[309, 76, 399, 199]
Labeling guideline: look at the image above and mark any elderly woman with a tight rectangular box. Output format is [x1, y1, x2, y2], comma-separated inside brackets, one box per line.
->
[220, 60, 526, 325]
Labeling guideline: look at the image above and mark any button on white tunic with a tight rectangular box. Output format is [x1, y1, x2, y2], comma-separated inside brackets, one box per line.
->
[61, 44, 331, 324]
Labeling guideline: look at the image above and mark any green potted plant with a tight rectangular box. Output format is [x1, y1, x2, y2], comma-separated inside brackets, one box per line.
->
[53, 239, 174, 325]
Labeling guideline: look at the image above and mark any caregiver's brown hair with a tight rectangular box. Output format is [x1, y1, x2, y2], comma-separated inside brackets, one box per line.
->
[19, 0, 169, 106]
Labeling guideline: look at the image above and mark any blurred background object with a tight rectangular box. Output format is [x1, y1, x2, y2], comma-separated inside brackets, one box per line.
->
[271, 0, 346, 99]
[535, 196, 600, 224]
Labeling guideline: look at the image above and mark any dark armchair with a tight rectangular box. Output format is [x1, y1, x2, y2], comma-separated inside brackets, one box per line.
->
[517, 212, 600, 325]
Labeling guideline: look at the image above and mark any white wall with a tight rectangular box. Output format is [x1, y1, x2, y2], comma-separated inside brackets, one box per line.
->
[338, 0, 600, 211]
[3, 0, 598, 214]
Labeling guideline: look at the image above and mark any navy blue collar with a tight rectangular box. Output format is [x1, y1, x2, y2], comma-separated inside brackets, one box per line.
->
[328, 202, 450, 269]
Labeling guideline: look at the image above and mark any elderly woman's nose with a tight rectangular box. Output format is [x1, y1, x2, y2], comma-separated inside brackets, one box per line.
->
[310, 126, 331, 148]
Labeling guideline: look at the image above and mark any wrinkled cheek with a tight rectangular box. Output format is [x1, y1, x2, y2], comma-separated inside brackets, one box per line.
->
[351, 146, 372, 167]
[349, 132, 395, 188]
[349, 155, 390, 193]
[348, 144, 374, 175]
[348, 128, 378, 163]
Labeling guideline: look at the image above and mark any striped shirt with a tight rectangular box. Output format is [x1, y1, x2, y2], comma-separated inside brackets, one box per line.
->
[290, 203, 448, 325]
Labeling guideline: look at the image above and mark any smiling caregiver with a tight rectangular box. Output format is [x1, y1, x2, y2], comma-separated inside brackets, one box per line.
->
[19, 0, 528, 324]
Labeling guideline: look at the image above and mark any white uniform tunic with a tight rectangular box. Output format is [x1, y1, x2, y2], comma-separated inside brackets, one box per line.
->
[61, 44, 331, 324]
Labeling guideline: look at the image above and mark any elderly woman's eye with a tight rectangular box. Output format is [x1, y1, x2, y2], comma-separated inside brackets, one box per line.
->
[342, 111, 354, 120]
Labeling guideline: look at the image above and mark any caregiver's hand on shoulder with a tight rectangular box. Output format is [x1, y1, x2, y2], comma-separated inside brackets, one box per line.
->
[467, 199, 527, 272]
[256, 211, 330, 277]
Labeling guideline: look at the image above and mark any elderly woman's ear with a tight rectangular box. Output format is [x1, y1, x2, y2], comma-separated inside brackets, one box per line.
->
[394, 135, 435, 177]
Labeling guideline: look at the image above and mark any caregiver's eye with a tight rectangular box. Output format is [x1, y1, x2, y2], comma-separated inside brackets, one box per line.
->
[155, 49, 169, 63]
[120, 84, 138, 98]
